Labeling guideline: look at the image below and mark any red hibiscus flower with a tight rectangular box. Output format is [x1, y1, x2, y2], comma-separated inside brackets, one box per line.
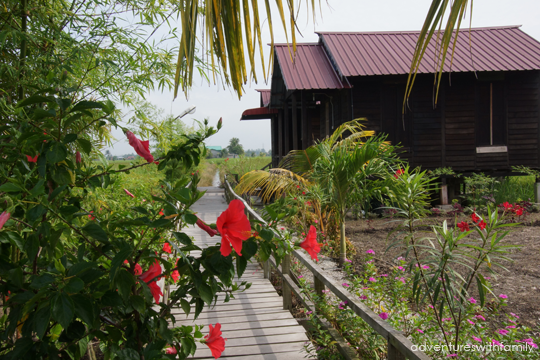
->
[165, 346, 177, 354]
[88, 211, 95, 221]
[516, 207, 523, 216]
[124, 189, 135, 198]
[163, 242, 172, 254]
[478, 220, 487, 230]
[126, 131, 154, 163]
[171, 258, 180, 283]
[457, 221, 470, 232]
[216, 200, 251, 257]
[204, 323, 226, 359]
[197, 218, 218, 237]
[140, 259, 163, 304]
[124, 260, 142, 275]
[76, 151, 81, 164]
[300, 225, 321, 261]
[26, 154, 38, 163]
[0, 212, 11, 230]
[471, 213, 480, 223]
[394, 169, 404, 179]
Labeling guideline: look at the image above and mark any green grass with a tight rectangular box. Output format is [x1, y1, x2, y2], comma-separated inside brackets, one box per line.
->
[494, 175, 535, 204]
[218, 156, 272, 184]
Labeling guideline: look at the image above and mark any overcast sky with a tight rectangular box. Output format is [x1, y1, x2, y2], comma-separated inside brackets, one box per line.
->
[105, 0, 540, 155]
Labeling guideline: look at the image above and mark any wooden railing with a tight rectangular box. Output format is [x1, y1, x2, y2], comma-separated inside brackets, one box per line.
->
[223, 176, 431, 360]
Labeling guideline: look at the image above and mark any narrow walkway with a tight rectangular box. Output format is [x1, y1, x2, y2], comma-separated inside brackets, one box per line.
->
[171, 187, 309, 359]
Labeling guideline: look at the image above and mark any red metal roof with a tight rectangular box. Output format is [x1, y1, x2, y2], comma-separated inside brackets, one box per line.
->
[256, 89, 271, 107]
[274, 44, 348, 90]
[318, 26, 540, 77]
[240, 106, 278, 121]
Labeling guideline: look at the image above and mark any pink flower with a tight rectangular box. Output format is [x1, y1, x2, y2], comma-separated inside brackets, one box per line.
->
[369, 277, 377, 282]
[492, 339, 502, 346]
[126, 131, 154, 163]
[124, 189, 135, 198]
[522, 339, 538, 348]
[475, 315, 486, 321]
[379, 312, 388, 320]
[397, 266, 404, 271]
[446, 354, 458, 358]
[468, 297, 477, 304]
[506, 325, 516, 329]
[467, 319, 475, 325]
[510, 312, 520, 319]
[499, 294, 508, 299]
[342, 283, 349, 287]
[416, 329, 424, 333]
[473, 336, 482, 342]
[366, 249, 375, 254]
[422, 265, 430, 270]
[498, 329, 509, 336]
[165, 347, 177, 354]
[76, 151, 81, 164]
[0, 212, 10, 230]
[359, 295, 367, 300]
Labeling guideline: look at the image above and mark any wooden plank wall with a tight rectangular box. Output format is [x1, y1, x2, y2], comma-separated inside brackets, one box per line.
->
[351, 80, 382, 133]
[507, 71, 540, 168]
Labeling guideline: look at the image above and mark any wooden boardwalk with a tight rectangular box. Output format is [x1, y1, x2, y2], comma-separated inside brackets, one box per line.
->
[171, 187, 310, 359]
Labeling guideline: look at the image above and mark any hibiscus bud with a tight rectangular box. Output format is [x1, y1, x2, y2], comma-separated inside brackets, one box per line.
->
[217, 117, 222, 129]
[76, 151, 81, 164]
[0, 212, 11, 230]
[124, 189, 135, 198]
[196, 218, 218, 237]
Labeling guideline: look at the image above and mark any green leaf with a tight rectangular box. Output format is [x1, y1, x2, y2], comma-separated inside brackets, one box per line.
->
[236, 254, 247, 278]
[101, 290, 123, 307]
[46, 142, 68, 163]
[131, 295, 145, 314]
[52, 292, 75, 329]
[60, 205, 80, 217]
[29, 179, 45, 198]
[30, 273, 55, 289]
[260, 228, 274, 242]
[110, 246, 133, 281]
[63, 134, 78, 144]
[180, 299, 190, 316]
[64, 277, 85, 294]
[183, 213, 198, 225]
[70, 100, 105, 113]
[8, 267, 23, 288]
[49, 185, 67, 201]
[151, 218, 171, 227]
[116, 269, 135, 301]
[172, 232, 193, 246]
[77, 138, 92, 154]
[116, 348, 141, 360]
[16, 95, 54, 108]
[0, 182, 23, 193]
[81, 223, 109, 243]
[72, 294, 96, 326]
[242, 239, 258, 260]
[34, 305, 51, 339]
[52, 166, 74, 185]
[198, 283, 214, 305]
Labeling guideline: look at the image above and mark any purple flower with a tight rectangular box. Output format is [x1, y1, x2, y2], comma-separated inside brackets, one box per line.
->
[379, 312, 388, 320]
[359, 295, 367, 300]
[499, 294, 508, 299]
[366, 249, 375, 254]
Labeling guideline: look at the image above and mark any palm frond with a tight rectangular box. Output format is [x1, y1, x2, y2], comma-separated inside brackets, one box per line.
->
[235, 168, 309, 202]
[175, 0, 320, 99]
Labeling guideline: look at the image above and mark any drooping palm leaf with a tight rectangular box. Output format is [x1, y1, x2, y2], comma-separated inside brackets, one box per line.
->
[404, 0, 472, 109]
[175, 0, 321, 99]
[235, 168, 308, 202]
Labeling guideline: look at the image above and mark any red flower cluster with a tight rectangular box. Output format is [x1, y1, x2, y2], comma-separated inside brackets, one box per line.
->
[470, 213, 487, 230]
[394, 169, 404, 178]
[457, 221, 470, 232]
[216, 200, 251, 257]
[204, 323, 226, 358]
[300, 225, 321, 261]
[88, 211, 95, 221]
[499, 202, 524, 216]
[126, 131, 154, 163]
[163, 242, 172, 254]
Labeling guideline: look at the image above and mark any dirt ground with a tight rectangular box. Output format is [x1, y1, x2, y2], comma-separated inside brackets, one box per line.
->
[345, 212, 540, 329]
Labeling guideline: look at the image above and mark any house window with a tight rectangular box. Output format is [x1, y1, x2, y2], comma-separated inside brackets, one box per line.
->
[476, 82, 505, 147]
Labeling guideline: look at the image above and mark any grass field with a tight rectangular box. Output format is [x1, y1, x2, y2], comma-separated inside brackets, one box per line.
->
[494, 175, 536, 204]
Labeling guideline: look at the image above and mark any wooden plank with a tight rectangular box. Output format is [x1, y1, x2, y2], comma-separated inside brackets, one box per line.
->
[174, 318, 302, 332]
[171, 301, 284, 314]
[194, 351, 307, 360]
[222, 325, 306, 340]
[174, 310, 295, 323]
[192, 341, 306, 359]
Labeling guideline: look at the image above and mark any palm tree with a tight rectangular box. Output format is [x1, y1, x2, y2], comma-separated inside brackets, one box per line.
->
[174, 1, 472, 102]
[236, 120, 401, 264]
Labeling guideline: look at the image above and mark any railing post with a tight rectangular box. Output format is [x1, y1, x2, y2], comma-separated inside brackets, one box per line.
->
[263, 259, 270, 279]
[388, 341, 406, 360]
[314, 275, 325, 297]
[282, 254, 292, 310]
